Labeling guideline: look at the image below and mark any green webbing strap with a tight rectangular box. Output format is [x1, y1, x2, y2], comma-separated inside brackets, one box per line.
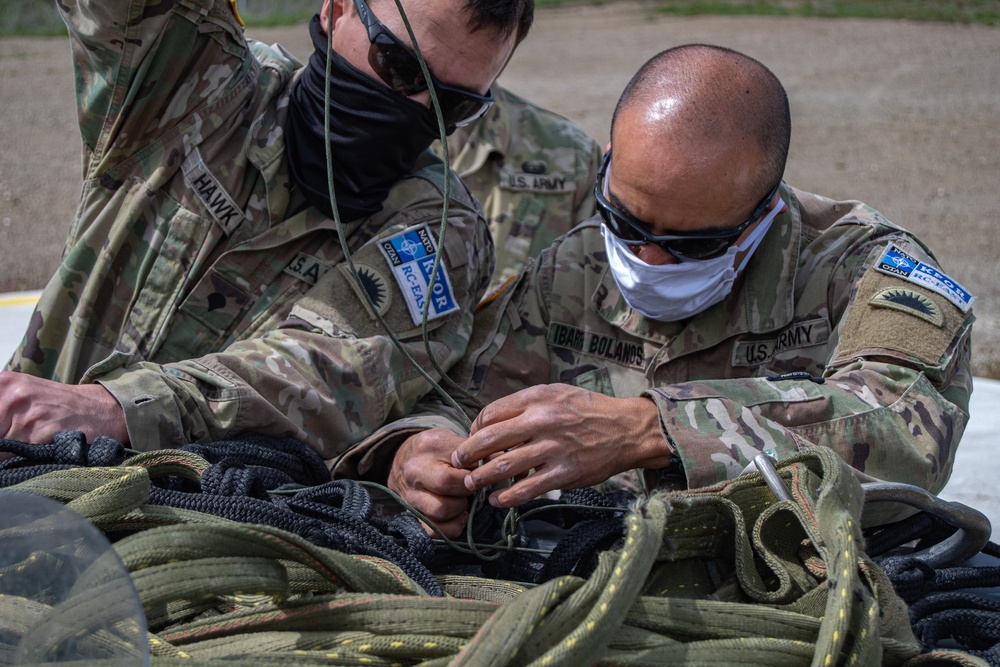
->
[442, 503, 664, 666]
[116, 522, 424, 598]
[436, 575, 527, 604]
[8, 464, 226, 532]
[3, 446, 991, 666]
[158, 593, 497, 644]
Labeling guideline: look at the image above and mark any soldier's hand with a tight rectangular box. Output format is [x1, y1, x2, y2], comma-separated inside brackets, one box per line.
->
[388, 427, 473, 538]
[0, 371, 129, 459]
[454, 384, 673, 508]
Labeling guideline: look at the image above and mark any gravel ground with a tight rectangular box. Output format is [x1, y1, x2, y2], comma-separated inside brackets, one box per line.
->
[1, 2, 998, 376]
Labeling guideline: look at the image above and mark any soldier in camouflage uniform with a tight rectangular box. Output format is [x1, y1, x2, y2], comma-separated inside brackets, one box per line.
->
[432, 85, 603, 293]
[0, 0, 534, 460]
[362, 45, 975, 537]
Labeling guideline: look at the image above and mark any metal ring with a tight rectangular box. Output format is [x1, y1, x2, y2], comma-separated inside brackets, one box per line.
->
[862, 482, 992, 568]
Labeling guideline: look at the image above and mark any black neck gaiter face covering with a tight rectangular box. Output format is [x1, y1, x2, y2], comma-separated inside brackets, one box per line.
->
[284, 15, 441, 221]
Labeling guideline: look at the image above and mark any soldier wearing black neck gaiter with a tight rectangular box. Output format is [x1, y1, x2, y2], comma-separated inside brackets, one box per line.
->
[284, 15, 441, 222]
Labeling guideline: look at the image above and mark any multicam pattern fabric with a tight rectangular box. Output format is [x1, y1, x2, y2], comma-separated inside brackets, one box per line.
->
[433, 85, 602, 293]
[353, 186, 975, 505]
[4, 0, 493, 459]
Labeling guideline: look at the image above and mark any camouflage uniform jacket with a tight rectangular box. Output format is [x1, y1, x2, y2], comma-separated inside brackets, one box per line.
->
[352, 185, 974, 497]
[433, 85, 602, 293]
[4, 0, 494, 459]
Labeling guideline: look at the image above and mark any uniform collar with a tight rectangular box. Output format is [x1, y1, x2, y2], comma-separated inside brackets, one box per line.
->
[594, 183, 802, 347]
[442, 85, 513, 177]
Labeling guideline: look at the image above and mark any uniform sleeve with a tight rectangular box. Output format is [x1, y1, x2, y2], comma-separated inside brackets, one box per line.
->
[60, 0, 246, 177]
[337, 244, 560, 477]
[97, 207, 496, 461]
[644, 236, 974, 497]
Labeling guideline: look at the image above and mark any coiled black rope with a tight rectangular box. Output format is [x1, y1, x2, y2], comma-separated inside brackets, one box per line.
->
[0, 431, 128, 469]
[185, 433, 333, 494]
[534, 490, 631, 582]
[0, 432, 443, 595]
[868, 511, 1000, 665]
[426, 487, 632, 584]
[0, 432, 639, 597]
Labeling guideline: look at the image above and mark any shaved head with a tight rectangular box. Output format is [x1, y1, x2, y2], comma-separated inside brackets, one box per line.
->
[611, 44, 790, 204]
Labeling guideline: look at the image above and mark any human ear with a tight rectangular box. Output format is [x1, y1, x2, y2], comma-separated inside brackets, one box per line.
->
[321, 0, 345, 34]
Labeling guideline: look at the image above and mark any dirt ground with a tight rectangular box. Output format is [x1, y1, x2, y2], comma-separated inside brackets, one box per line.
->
[1, 2, 998, 376]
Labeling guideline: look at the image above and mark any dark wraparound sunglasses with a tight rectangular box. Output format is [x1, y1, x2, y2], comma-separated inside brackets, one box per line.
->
[595, 150, 780, 260]
[352, 0, 494, 127]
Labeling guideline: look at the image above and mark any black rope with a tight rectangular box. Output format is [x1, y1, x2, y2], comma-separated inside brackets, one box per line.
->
[534, 515, 625, 582]
[870, 509, 1000, 665]
[2, 433, 672, 598]
[0, 431, 130, 487]
[184, 434, 332, 493]
[911, 599, 1000, 664]
[1, 432, 443, 596]
[146, 481, 441, 595]
[533, 488, 631, 582]
[864, 510, 957, 559]
[428, 487, 632, 584]
[0, 431, 128, 469]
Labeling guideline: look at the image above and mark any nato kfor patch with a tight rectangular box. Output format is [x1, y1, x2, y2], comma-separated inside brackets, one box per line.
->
[377, 224, 460, 326]
[873, 243, 973, 313]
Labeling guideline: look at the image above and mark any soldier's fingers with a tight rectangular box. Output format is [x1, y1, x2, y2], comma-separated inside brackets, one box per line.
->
[409, 490, 470, 525]
[463, 443, 550, 492]
[420, 463, 475, 497]
[469, 390, 534, 434]
[455, 411, 546, 467]
[488, 469, 564, 508]
[469, 384, 576, 434]
[422, 512, 469, 540]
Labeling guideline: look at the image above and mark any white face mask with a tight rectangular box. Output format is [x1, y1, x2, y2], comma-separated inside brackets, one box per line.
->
[601, 198, 785, 322]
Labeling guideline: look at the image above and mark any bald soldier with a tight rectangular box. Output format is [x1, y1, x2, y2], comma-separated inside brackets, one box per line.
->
[0, 0, 533, 458]
[364, 45, 975, 536]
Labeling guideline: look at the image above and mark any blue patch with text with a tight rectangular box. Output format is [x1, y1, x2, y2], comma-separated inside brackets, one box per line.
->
[378, 225, 459, 325]
[874, 243, 973, 313]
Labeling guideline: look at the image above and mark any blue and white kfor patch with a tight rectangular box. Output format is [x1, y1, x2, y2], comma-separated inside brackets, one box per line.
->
[377, 224, 460, 326]
[874, 243, 973, 313]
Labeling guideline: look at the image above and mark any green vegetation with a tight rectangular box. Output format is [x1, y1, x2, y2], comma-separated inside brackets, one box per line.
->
[1, 1, 62, 36]
[235, 0, 324, 26]
[639, 0, 1000, 24]
[2, 0, 998, 37]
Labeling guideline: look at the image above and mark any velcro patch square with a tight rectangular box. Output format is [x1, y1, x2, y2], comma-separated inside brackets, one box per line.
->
[835, 268, 964, 367]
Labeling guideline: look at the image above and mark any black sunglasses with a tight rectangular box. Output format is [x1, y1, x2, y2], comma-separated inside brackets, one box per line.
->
[352, 0, 494, 127]
[595, 151, 779, 260]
